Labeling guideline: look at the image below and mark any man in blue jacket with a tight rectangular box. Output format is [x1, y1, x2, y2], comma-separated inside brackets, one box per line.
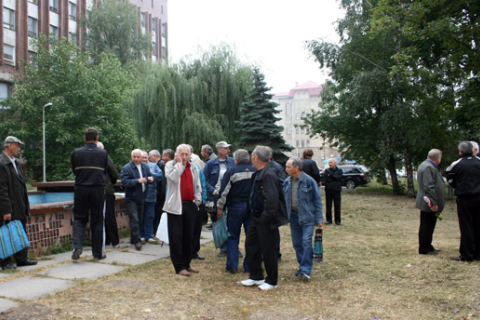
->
[203, 140, 235, 256]
[143, 150, 163, 243]
[284, 157, 323, 279]
[121, 149, 153, 251]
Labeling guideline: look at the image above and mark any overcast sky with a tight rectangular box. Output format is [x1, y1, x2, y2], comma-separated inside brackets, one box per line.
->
[167, 0, 345, 93]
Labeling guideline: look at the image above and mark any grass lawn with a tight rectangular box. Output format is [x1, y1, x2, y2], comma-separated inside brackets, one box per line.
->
[3, 189, 479, 319]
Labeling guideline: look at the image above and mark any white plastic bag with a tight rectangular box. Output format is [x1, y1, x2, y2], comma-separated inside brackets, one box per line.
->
[155, 213, 169, 244]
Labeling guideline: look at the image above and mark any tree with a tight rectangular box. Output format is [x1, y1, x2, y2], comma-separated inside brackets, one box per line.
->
[236, 67, 292, 162]
[83, 0, 151, 66]
[0, 37, 137, 181]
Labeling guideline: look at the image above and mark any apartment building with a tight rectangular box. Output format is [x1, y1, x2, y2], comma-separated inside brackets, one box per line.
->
[0, 0, 168, 101]
[273, 81, 339, 166]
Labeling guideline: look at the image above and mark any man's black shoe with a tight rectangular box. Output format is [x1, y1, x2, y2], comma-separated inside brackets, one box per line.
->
[217, 251, 227, 257]
[451, 255, 473, 262]
[16, 259, 38, 267]
[225, 267, 237, 274]
[238, 251, 244, 258]
[325, 222, 332, 225]
[193, 254, 205, 260]
[1, 263, 16, 270]
[206, 225, 213, 230]
[419, 251, 438, 256]
[94, 255, 107, 260]
[336, 222, 342, 226]
[72, 249, 83, 260]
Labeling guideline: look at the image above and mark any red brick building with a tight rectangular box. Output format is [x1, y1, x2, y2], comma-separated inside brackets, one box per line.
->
[0, 0, 168, 100]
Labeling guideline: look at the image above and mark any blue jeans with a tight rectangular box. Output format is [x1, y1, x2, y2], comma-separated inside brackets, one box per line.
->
[226, 202, 251, 271]
[289, 212, 314, 276]
[142, 202, 156, 240]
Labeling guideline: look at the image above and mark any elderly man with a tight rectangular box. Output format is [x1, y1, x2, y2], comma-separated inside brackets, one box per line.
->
[471, 141, 479, 157]
[142, 150, 163, 243]
[446, 141, 480, 262]
[324, 158, 343, 225]
[284, 157, 323, 279]
[121, 149, 153, 251]
[0, 136, 37, 270]
[71, 128, 108, 260]
[240, 146, 288, 291]
[201, 144, 217, 163]
[204, 141, 235, 256]
[189, 145, 205, 170]
[163, 144, 202, 276]
[415, 149, 445, 255]
[217, 149, 256, 273]
[97, 141, 119, 248]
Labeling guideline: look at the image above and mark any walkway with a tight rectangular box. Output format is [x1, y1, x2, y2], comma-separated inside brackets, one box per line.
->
[0, 230, 213, 313]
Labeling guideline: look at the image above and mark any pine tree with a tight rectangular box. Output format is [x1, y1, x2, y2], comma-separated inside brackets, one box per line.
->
[236, 67, 292, 162]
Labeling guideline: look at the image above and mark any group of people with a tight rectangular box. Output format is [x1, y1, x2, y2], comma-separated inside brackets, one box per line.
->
[416, 141, 480, 262]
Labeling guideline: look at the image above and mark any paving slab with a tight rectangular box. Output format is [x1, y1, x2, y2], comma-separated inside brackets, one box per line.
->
[98, 251, 161, 266]
[13, 259, 62, 273]
[123, 242, 170, 256]
[40, 261, 124, 280]
[0, 298, 20, 312]
[49, 251, 93, 262]
[0, 276, 73, 300]
[0, 272, 12, 279]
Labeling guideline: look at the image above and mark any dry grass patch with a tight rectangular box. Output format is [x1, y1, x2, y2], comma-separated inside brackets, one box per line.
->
[2, 191, 480, 319]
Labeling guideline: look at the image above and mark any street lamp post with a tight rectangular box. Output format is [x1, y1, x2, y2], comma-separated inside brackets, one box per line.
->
[43, 103, 52, 182]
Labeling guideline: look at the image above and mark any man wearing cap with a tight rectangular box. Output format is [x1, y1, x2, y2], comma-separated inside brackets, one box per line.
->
[0, 136, 37, 269]
[71, 128, 108, 260]
[203, 141, 235, 257]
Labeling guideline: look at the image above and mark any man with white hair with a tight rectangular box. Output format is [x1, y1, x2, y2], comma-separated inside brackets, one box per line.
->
[324, 158, 343, 225]
[163, 144, 202, 276]
[121, 149, 153, 251]
[471, 141, 479, 157]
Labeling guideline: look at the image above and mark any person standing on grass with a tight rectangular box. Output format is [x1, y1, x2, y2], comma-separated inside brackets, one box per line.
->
[284, 156, 323, 279]
[302, 148, 321, 185]
[71, 128, 108, 260]
[446, 141, 480, 262]
[324, 158, 343, 225]
[240, 146, 288, 291]
[163, 144, 202, 276]
[415, 149, 445, 256]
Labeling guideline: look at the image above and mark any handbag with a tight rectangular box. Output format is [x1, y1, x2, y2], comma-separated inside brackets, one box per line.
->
[0, 220, 30, 260]
[212, 214, 229, 249]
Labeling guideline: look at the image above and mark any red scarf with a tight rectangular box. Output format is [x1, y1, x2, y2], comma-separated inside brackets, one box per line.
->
[180, 161, 195, 201]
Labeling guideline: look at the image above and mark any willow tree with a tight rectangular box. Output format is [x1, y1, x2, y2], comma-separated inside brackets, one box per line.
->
[130, 45, 253, 152]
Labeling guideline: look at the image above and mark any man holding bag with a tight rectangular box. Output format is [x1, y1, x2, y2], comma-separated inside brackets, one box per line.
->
[0, 136, 37, 270]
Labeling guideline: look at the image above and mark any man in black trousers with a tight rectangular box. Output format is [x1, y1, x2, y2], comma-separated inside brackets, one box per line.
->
[71, 128, 108, 260]
[324, 158, 343, 225]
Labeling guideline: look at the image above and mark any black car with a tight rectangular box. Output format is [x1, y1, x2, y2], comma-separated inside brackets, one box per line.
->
[320, 165, 370, 189]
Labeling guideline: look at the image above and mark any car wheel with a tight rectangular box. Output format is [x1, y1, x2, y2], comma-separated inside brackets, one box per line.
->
[346, 180, 356, 189]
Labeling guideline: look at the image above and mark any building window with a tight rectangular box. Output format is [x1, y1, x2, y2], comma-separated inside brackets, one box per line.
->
[162, 46, 166, 58]
[285, 103, 291, 117]
[301, 128, 305, 134]
[286, 127, 292, 135]
[161, 23, 166, 37]
[301, 112, 306, 119]
[50, 25, 59, 39]
[3, 44, 15, 66]
[306, 126, 310, 134]
[0, 82, 11, 101]
[296, 140, 299, 147]
[69, 2, 77, 20]
[295, 113, 300, 120]
[152, 42, 157, 56]
[28, 51, 37, 67]
[50, 0, 59, 13]
[141, 12, 146, 27]
[151, 0, 154, 8]
[69, 32, 77, 45]
[152, 18, 156, 31]
[296, 127, 299, 134]
[307, 140, 310, 147]
[28, 17, 38, 37]
[301, 140, 305, 147]
[3, 8, 15, 30]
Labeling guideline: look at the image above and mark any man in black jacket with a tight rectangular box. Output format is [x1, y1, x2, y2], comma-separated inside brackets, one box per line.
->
[71, 128, 108, 260]
[302, 148, 321, 185]
[324, 158, 343, 225]
[446, 141, 480, 262]
[0, 136, 37, 270]
[240, 146, 288, 291]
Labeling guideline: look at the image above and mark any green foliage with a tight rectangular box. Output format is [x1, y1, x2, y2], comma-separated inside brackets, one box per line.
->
[0, 37, 137, 180]
[236, 67, 293, 162]
[83, 0, 151, 66]
[130, 45, 253, 153]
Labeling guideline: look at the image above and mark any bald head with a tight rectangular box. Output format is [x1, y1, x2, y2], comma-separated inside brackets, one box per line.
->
[328, 158, 337, 169]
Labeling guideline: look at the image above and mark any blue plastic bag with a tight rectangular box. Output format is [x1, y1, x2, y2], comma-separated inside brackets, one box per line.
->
[212, 214, 228, 249]
[0, 220, 30, 259]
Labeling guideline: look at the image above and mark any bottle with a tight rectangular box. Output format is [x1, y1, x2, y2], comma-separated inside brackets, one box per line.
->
[313, 228, 323, 262]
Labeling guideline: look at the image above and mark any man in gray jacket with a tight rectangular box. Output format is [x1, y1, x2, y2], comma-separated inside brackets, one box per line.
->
[415, 149, 445, 255]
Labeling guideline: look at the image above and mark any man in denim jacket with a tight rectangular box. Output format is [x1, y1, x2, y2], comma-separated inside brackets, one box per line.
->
[284, 157, 323, 279]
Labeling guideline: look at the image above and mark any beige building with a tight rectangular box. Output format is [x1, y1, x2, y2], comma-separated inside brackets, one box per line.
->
[272, 81, 340, 167]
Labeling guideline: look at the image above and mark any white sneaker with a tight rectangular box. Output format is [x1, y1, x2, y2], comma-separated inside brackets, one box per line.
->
[239, 279, 265, 286]
[147, 238, 158, 243]
[258, 283, 277, 291]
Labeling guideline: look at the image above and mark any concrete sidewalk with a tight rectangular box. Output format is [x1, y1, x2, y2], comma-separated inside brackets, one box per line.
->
[0, 230, 213, 313]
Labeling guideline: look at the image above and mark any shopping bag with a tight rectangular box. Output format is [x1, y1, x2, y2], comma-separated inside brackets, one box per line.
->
[155, 213, 169, 245]
[212, 214, 228, 249]
[0, 220, 30, 260]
